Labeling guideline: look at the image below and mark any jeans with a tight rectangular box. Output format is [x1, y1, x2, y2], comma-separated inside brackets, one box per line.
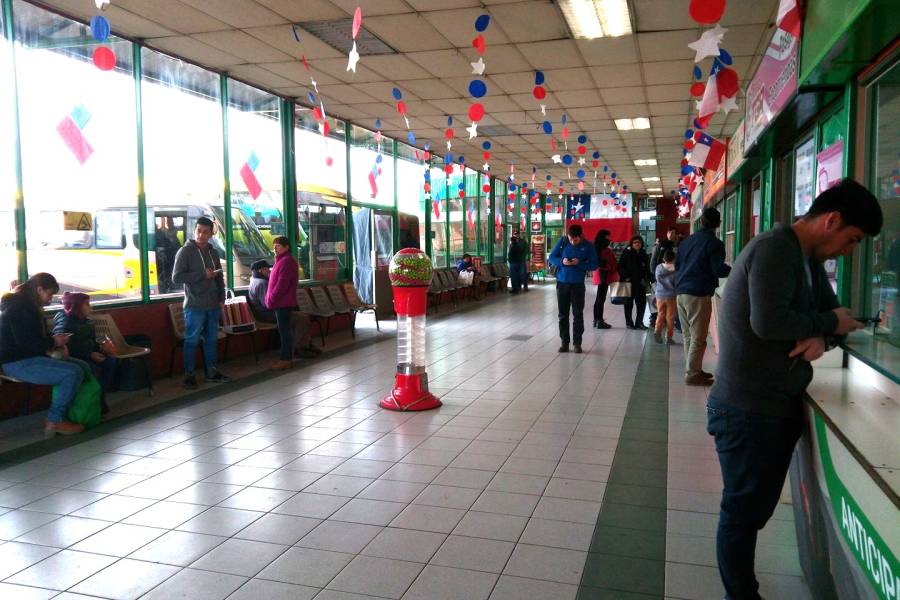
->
[707, 397, 802, 600]
[521, 262, 528, 289]
[556, 282, 585, 345]
[623, 282, 646, 327]
[92, 355, 119, 392]
[275, 307, 294, 361]
[183, 307, 220, 375]
[677, 294, 712, 377]
[509, 261, 524, 292]
[592, 284, 609, 322]
[2, 356, 84, 422]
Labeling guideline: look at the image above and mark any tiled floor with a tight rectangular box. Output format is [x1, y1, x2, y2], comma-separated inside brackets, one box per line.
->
[0, 285, 811, 599]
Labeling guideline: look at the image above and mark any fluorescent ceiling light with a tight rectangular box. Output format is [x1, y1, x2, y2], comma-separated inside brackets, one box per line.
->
[633, 159, 657, 166]
[648, 194, 663, 198]
[646, 187, 662, 191]
[559, 0, 633, 39]
[642, 176, 660, 182]
[614, 117, 650, 131]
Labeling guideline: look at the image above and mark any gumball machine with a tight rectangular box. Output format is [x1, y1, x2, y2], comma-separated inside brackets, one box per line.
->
[380, 248, 441, 411]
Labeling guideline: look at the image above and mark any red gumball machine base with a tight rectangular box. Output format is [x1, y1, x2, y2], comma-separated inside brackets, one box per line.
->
[380, 372, 441, 412]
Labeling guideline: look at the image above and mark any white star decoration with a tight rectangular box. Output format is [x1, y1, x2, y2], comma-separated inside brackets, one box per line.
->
[720, 95, 739, 114]
[95, 0, 109, 8]
[471, 57, 485, 75]
[573, 200, 584, 214]
[347, 41, 360, 72]
[541, 104, 546, 115]
[446, 140, 452, 151]
[578, 157, 586, 166]
[466, 122, 478, 139]
[482, 162, 490, 171]
[551, 154, 562, 164]
[688, 24, 728, 63]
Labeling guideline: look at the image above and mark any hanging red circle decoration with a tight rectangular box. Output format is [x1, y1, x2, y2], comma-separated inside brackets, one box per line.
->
[445, 128, 455, 140]
[688, 0, 726, 24]
[472, 34, 486, 54]
[561, 127, 570, 139]
[423, 151, 431, 161]
[468, 103, 485, 122]
[396, 101, 407, 116]
[690, 82, 706, 97]
[577, 145, 586, 155]
[482, 184, 491, 193]
[445, 165, 454, 175]
[424, 183, 431, 193]
[592, 160, 599, 168]
[325, 156, 333, 166]
[716, 68, 739, 98]
[322, 121, 330, 136]
[312, 106, 323, 121]
[92, 46, 116, 71]
[532, 86, 546, 100]
[458, 190, 465, 198]
[482, 151, 490, 160]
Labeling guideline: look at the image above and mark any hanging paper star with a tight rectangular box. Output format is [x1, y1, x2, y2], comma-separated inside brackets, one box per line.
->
[541, 104, 546, 116]
[466, 122, 478, 139]
[688, 24, 728, 63]
[347, 41, 360, 72]
[551, 154, 562, 164]
[483, 162, 490, 171]
[578, 157, 586, 166]
[95, 0, 109, 8]
[720, 95, 739, 114]
[471, 57, 485, 75]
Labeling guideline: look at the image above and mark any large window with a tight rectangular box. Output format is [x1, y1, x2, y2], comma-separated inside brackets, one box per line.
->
[142, 49, 223, 297]
[350, 124, 393, 208]
[478, 173, 491, 260]
[0, 7, 16, 291]
[295, 110, 347, 281]
[724, 193, 736, 263]
[429, 158, 447, 267]
[16, 2, 138, 302]
[867, 60, 900, 345]
[396, 142, 425, 251]
[493, 179, 505, 260]
[227, 80, 281, 288]
[448, 166, 464, 259]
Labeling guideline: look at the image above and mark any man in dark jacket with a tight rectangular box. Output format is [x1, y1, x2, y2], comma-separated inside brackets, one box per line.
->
[548, 224, 598, 353]
[707, 179, 879, 600]
[675, 208, 731, 385]
[507, 234, 526, 294]
[172, 216, 229, 389]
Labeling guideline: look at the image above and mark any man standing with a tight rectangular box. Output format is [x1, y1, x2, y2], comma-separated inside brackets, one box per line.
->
[675, 208, 731, 385]
[507, 234, 525, 294]
[548, 224, 598, 354]
[172, 216, 230, 389]
[708, 179, 880, 600]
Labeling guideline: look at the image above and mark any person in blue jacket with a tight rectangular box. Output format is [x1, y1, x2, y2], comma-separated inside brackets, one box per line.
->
[548, 223, 598, 353]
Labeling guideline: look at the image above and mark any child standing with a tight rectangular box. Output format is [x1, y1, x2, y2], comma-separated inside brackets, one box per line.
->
[654, 250, 678, 344]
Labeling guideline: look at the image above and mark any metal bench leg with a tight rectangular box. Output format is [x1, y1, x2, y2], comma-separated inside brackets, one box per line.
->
[350, 313, 356, 338]
[142, 356, 154, 396]
[373, 311, 380, 332]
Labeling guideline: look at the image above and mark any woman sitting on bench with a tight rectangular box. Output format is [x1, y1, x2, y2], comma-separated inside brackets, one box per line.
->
[0, 273, 86, 436]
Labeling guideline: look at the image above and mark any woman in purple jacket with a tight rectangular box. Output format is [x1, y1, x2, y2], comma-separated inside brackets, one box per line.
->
[265, 236, 299, 370]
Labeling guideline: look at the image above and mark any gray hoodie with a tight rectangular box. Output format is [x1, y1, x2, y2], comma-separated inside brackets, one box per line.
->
[172, 240, 226, 309]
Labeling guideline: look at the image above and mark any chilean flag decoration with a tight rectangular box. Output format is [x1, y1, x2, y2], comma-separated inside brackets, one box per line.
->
[777, 0, 801, 37]
[688, 131, 727, 170]
[56, 104, 94, 165]
[696, 60, 740, 129]
[239, 152, 263, 200]
[565, 193, 633, 242]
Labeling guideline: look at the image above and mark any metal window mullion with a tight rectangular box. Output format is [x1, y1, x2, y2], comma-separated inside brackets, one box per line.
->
[281, 99, 297, 257]
[133, 43, 149, 303]
[392, 138, 399, 251]
[424, 157, 432, 259]
[445, 168, 450, 265]
[220, 75, 233, 289]
[344, 123, 353, 281]
[4, 0, 27, 283]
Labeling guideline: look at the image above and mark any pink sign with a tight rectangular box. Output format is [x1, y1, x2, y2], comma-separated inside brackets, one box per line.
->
[815, 140, 844, 196]
[745, 0, 800, 149]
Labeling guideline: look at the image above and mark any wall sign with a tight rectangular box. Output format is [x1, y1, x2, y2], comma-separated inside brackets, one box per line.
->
[815, 139, 844, 196]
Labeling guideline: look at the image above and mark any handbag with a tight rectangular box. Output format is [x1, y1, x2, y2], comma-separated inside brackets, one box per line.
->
[609, 281, 632, 305]
[52, 360, 102, 428]
[548, 238, 568, 277]
[457, 270, 474, 286]
[221, 289, 256, 334]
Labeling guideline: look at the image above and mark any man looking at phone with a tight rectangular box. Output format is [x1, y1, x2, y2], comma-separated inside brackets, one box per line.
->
[708, 179, 882, 600]
[173, 216, 229, 389]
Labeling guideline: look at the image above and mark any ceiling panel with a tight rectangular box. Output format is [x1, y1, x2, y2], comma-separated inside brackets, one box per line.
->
[244, 25, 345, 60]
[192, 30, 295, 63]
[517, 40, 584, 69]
[575, 37, 639, 66]
[600, 87, 647, 105]
[590, 65, 643, 88]
[364, 13, 455, 52]
[148, 36, 243, 68]
[114, 0, 231, 34]
[179, 0, 286, 27]
[256, 0, 346, 21]
[637, 30, 701, 62]
[488, 1, 569, 43]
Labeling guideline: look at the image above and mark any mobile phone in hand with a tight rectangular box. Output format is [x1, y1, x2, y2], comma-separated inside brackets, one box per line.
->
[853, 315, 882, 325]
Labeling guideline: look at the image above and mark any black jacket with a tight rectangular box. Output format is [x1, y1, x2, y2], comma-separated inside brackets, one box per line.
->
[0, 292, 53, 364]
[650, 239, 675, 275]
[507, 240, 525, 263]
[52, 312, 99, 362]
[617, 247, 652, 286]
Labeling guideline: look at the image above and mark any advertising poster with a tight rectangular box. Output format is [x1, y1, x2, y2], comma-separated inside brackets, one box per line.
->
[815, 140, 844, 196]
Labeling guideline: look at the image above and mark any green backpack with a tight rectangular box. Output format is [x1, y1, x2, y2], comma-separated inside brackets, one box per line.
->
[52, 360, 103, 429]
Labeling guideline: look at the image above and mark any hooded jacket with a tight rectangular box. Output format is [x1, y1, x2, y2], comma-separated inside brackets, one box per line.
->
[265, 251, 299, 310]
[548, 237, 598, 284]
[172, 240, 226, 310]
[248, 267, 275, 322]
[0, 292, 53, 364]
[52, 312, 99, 361]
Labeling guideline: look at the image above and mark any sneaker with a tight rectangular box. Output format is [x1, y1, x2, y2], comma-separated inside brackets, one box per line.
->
[592, 320, 600, 329]
[205, 370, 231, 383]
[636, 324, 648, 330]
[685, 374, 713, 386]
[574, 345, 583, 354]
[666, 337, 676, 345]
[558, 344, 569, 353]
[598, 321, 612, 329]
[183, 373, 198, 390]
[44, 421, 85, 437]
[654, 331, 663, 344]
[625, 324, 636, 330]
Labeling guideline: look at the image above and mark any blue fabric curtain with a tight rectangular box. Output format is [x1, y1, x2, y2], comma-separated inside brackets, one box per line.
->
[353, 207, 373, 304]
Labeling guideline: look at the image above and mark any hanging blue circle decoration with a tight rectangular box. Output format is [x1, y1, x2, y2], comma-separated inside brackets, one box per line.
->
[693, 65, 702, 80]
[458, 183, 465, 190]
[577, 134, 587, 144]
[546, 175, 552, 180]
[447, 116, 453, 126]
[718, 49, 733, 65]
[684, 129, 694, 139]
[577, 169, 585, 179]
[424, 142, 430, 151]
[474, 14, 491, 32]
[509, 183, 517, 191]
[90, 15, 110, 42]
[307, 92, 316, 104]
[375, 118, 382, 130]
[468, 79, 487, 98]
[376, 154, 383, 164]
[407, 131, 416, 144]
[542, 121, 552, 134]
[611, 172, 617, 179]
[681, 165, 694, 175]
[446, 153, 453, 163]
[561, 114, 567, 124]
[292, 24, 302, 42]
[693, 117, 705, 130]
[603, 165, 608, 172]
[592, 151, 600, 159]
[458, 156, 465, 164]
[534, 70, 545, 85]
[482, 141, 491, 150]
[392, 87, 403, 100]
[562, 155, 573, 165]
